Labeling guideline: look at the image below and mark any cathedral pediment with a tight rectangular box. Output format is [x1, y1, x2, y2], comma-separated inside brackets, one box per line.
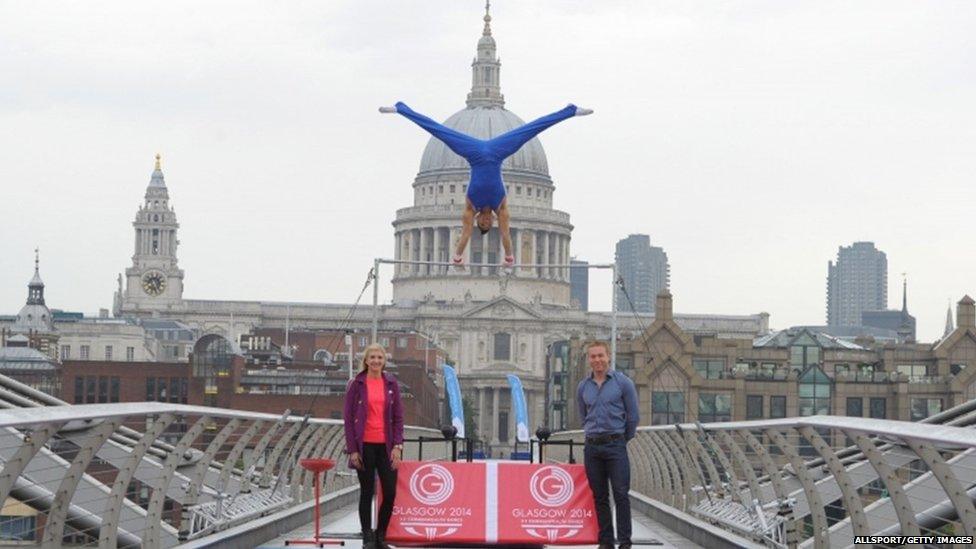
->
[462, 297, 542, 321]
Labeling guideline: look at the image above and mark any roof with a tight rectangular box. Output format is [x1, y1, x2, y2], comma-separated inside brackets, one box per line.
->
[0, 346, 59, 371]
[418, 106, 550, 176]
[753, 328, 866, 350]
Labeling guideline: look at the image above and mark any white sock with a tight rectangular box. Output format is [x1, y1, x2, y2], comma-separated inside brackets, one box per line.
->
[379, 106, 397, 114]
[574, 106, 593, 116]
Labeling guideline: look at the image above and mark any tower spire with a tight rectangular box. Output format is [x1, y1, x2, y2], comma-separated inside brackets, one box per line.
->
[149, 153, 167, 188]
[483, 0, 492, 36]
[27, 248, 45, 305]
[466, 1, 504, 108]
[944, 300, 955, 337]
[901, 273, 907, 312]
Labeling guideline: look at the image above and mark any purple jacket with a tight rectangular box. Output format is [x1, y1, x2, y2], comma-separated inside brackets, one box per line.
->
[343, 370, 404, 466]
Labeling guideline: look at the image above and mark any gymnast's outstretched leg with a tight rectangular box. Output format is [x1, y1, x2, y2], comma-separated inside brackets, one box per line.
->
[488, 104, 592, 159]
[380, 102, 483, 159]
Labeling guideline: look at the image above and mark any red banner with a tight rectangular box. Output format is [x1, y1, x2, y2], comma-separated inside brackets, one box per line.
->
[385, 461, 597, 546]
[386, 462, 486, 544]
[496, 463, 598, 544]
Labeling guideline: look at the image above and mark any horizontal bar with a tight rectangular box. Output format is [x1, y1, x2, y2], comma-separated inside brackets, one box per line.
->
[558, 415, 976, 449]
[377, 258, 614, 269]
[0, 402, 436, 434]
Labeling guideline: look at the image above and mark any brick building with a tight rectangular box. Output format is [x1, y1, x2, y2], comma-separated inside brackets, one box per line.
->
[581, 293, 976, 429]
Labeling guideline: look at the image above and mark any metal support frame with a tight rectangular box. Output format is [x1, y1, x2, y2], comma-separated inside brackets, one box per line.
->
[903, 439, 976, 536]
[44, 418, 123, 546]
[797, 425, 870, 541]
[99, 413, 177, 549]
[371, 258, 619, 368]
[851, 433, 919, 537]
[145, 416, 211, 548]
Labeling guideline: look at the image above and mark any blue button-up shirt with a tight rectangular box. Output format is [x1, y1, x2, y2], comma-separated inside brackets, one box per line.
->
[577, 370, 639, 440]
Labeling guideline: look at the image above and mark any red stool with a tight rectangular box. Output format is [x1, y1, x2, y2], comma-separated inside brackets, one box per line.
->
[285, 458, 345, 547]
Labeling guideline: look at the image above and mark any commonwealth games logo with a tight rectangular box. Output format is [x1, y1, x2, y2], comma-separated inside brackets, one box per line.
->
[529, 466, 574, 507]
[408, 463, 455, 505]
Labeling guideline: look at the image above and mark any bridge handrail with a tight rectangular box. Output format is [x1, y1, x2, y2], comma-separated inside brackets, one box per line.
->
[545, 411, 976, 548]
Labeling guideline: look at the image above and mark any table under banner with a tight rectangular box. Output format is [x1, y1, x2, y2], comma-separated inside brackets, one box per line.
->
[382, 461, 598, 546]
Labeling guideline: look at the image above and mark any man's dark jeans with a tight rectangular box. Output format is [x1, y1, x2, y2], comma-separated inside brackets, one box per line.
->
[584, 437, 631, 544]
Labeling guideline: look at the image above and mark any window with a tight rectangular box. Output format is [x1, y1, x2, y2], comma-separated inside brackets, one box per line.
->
[0, 515, 35, 541]
[493, 333, 511, 361]
[789, 333, 821, 371]
[910, 398, 942, 421]
[798, 366, 831, 416]
[846, 397, 863, 417]
[652, 392, 685, 425]
[438, 185, 443, 194]
[693, 359, 726, 379]
[60, 345, 71, 360]
[359, 336, 368, 347]
[105, 345, 113, 361]
[80, 345, 90, 360]
[746, 395, 763, 419]
[951, 363, 967, 376]
[834, 363, 849, 376]
[147, 378, 155, 401]
[869, 398, 886, 419]
[126, 346, 135, 361]
[98, 377, 109, 403]
[516, 185, 522, 195]
[380, 337, 389, 347]
[85, 377, 96, 402]
[536, 188, 540, 197]
[110, 377, 120, 403]
[770, 396, 787, 418]
[449, 184, 455, 193]
[698, 393, 732, 423]
[897, 364, 929, 382]
[397, 337, 408, 349]
[74, 377, 84, 404]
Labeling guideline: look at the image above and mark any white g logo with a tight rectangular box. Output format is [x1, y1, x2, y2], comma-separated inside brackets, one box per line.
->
[529, 466, 574, 507]
[408, 464, 455, 505]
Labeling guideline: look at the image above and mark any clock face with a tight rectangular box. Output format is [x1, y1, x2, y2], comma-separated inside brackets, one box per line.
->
[142, 271, 166, 296]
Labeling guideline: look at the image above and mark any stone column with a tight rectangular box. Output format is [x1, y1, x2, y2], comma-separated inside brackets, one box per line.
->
[432, 227, 443, 275]
[480, 231, 489, 276]
[539, 231, 551, 278]
[419, 227, 429, 276]
[413, 228, 422, 276]
[513, 228, 521, 276]
[491, 386, 500, 444]
[393, 231, 401, 277]
[478, 387, 486, 441]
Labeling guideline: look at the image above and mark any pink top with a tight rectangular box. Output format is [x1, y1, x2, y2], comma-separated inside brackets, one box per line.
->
[363, 376, 387, 443]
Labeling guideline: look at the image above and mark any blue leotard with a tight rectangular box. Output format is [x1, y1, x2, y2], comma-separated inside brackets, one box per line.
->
[394, 102, 578, 210]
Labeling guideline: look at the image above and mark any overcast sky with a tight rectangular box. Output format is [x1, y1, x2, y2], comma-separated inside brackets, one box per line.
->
[1, 0, 974, 341]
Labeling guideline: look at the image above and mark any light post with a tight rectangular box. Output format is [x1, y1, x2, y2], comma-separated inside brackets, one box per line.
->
[345, 330, 355, 381]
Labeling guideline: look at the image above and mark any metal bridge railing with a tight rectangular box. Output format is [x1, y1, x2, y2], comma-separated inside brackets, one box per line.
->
[0, 401, 445, 548]
[547, 409, 976, 548]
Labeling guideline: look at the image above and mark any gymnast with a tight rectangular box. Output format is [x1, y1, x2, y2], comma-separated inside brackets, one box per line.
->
[381, 102, 592, 267]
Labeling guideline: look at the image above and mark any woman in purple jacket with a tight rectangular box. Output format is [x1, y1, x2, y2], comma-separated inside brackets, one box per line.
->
[344, 343, 404, 549]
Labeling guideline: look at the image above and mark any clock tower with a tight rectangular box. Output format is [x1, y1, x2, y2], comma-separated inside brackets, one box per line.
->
[115, 154, 185, 315]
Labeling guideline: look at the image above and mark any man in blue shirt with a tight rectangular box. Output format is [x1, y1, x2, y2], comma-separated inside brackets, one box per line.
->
[576, 341, 639, 549]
